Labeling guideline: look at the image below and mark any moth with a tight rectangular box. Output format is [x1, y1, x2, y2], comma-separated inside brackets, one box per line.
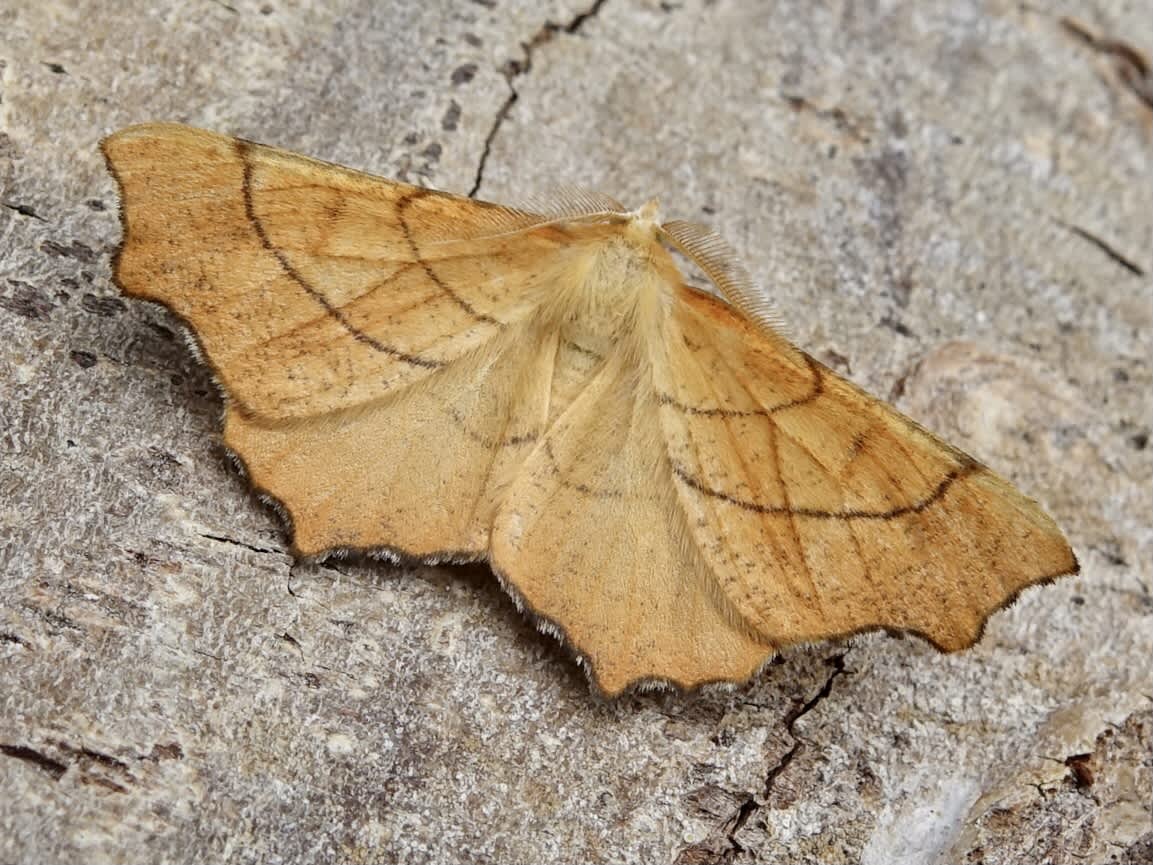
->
[103, 124, 1077, 694]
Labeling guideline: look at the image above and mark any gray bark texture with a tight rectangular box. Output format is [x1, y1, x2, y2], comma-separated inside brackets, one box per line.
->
[1, 1, 1150, 862]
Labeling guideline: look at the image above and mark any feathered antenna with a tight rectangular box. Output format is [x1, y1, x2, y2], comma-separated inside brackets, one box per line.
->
[517, 184, 626, 219]
[660, 220, 789, 337]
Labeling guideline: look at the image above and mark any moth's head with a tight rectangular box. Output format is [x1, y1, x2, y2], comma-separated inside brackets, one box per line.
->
[624, 197, 662, 243]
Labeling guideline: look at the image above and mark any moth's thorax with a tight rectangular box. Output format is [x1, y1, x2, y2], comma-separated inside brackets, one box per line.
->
[539, 216, 678, 357]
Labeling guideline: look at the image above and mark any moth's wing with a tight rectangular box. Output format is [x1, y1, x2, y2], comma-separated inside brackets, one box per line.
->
[225, 324, 559, 558]
[655, 285, 1079, 652]
[490, 351, 775, 696]
[103, 123, 559, 420]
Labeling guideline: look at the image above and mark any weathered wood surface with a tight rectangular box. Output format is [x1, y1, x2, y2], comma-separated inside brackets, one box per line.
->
[1, 1, 1149, 862]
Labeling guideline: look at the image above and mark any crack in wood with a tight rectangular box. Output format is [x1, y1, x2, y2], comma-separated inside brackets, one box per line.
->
[469, 0, 610, 198]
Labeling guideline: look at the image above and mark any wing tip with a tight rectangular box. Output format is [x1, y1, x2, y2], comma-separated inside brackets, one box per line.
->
[101, 121, 214, 150]
[99, 132, 132, 299]
[889, 545, 1081, 655]
[100, 123, 209, 304]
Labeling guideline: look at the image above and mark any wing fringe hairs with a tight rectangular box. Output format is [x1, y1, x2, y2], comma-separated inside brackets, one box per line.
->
[103, 123, 1078, 695]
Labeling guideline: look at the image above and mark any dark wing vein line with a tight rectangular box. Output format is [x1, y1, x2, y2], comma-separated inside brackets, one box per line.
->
[439, 397, 541, 449]
[657, 349, 822, 417]
[666, 334, 977, 520]
[237, 141, 443, 370]
[671, 459, 978, 520]
[252, 262, 425, 349]
[396, 188, 503, 327]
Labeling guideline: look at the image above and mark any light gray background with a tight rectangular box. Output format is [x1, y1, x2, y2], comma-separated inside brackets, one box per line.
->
[1, 1, 1150, 862]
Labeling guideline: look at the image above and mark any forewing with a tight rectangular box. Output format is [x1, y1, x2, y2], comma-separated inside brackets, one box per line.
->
[103, 123, 561, 420]
[655, 285, 1078, 651]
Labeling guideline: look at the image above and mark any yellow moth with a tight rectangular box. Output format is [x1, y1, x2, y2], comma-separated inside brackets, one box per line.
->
[102, 123, 1077, 695]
